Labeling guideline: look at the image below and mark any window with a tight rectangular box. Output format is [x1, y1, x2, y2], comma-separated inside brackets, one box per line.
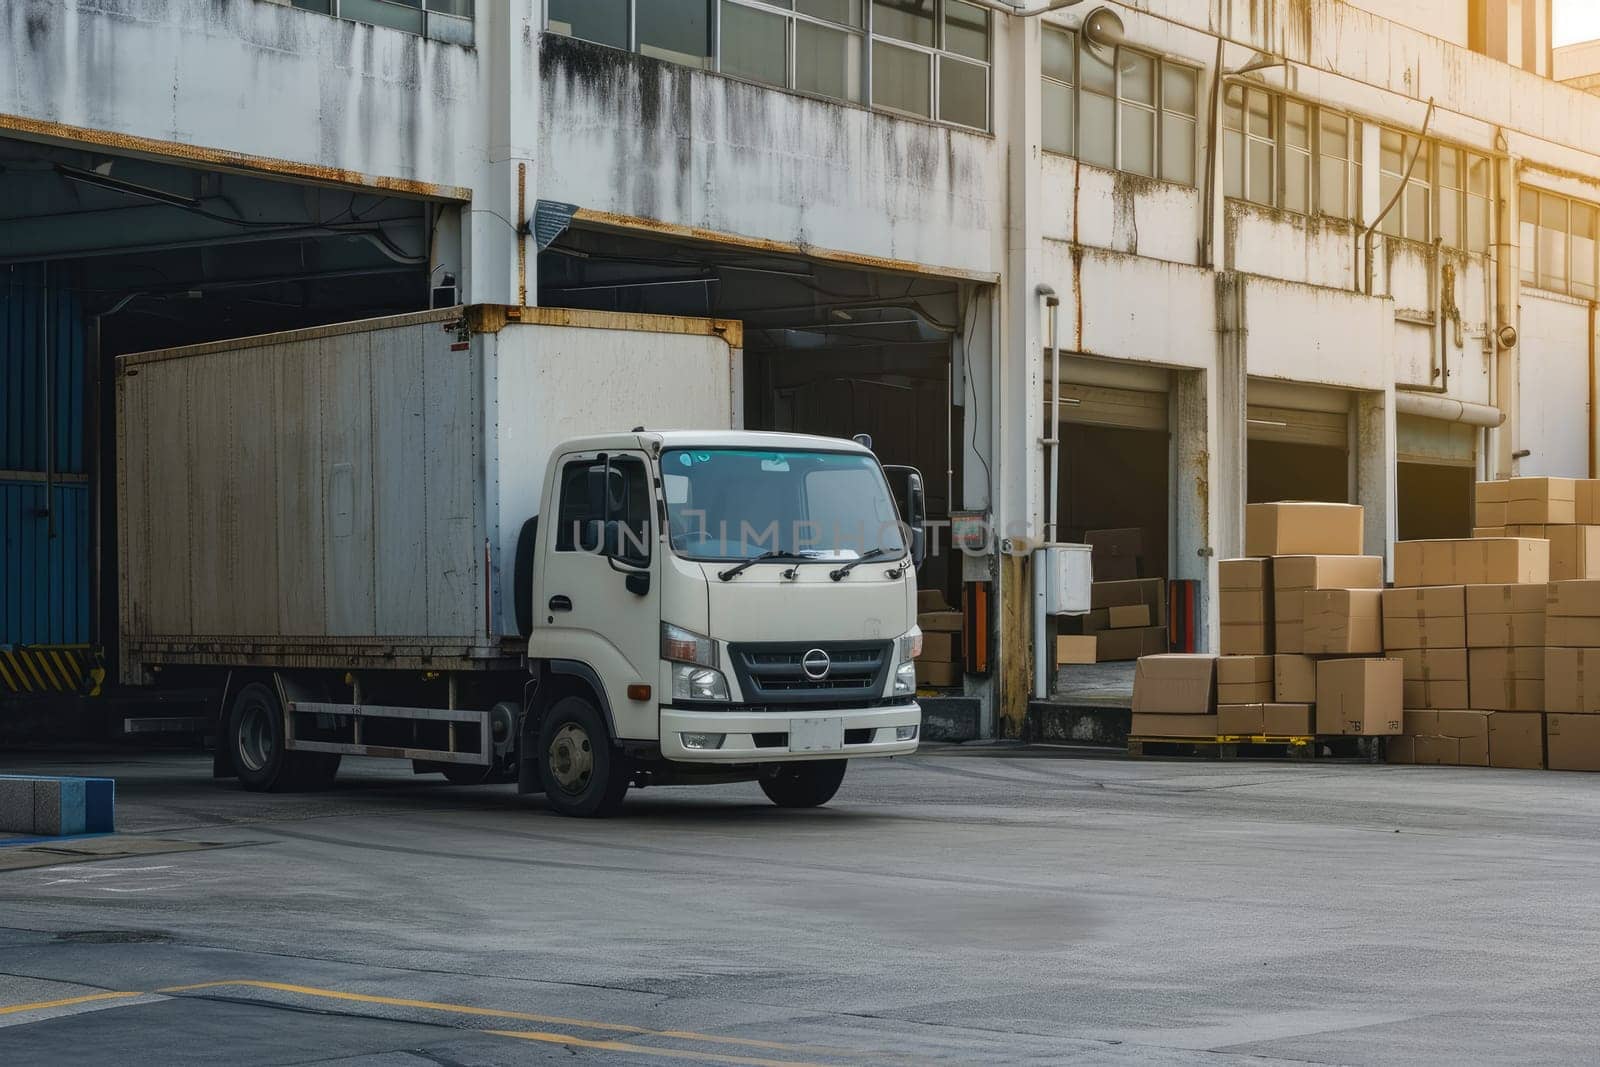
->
[290, 0, 473, 34]
[555, 456, 652, 564]
[1041, 27, 1197, 185]
[1379, 129, 1431, 242]
[871, 0, 991, 128]
[548, 1, 988, 127]
[1435, 146, 1492, 255]
[1224, 85, 1359, 219]
[1519, 187, 1600, 299]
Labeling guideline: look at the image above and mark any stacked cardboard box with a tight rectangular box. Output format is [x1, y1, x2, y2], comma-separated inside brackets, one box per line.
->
[1387, 535, 1551, 768]
[1059, 577, 1168, 662]
[1474, 477, 1600, 580]
[1131, 654, 1217, 738]
[1544, 580, 1600, 771]
[1218, 652, 1314, 736]
[1084, 528, 1146, 581]
[1219, 559, 1271, 655]
[916, 589, 962, 688]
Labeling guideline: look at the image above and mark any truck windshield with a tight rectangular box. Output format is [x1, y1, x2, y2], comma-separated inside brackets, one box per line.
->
[661, 448, 908, 562]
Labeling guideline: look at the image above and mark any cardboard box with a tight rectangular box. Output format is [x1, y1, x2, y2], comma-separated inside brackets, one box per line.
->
[1131, 713, 1219, 738]
[1392, 539, 1549, 587]
[1096, 626, 1168, 662]
[1108, 604, 1151, 629]
[1246, 502, 1364, 557]
[1219, 559, 1272, 655]
[1220, 624, 1270, 657]
[916, 661, 961, 688]
[1548, 526, 1600, 581]
[1217, 655, 1275, 704]
[1506, 524, 1549, 540]
[1490, 712, 1545, 769]
[1400, 710, 1491, 767]
[1386, 735, 1416, 764]
[1396, 648, 1470, 710]
[1381, 586, 1466, 650]
[1468, 647, 1544, 711]
[1274, 654, 1320, 703]
[1546, 579, 1600, 617]
[1507, 476, 1576, 525]
[1548, 617, 1600, 647]
[1546, 714, 1600, 771]
[1302, 589, 1384, 655]
[1476, 505, 1509, 529]
[1315, 658, 1403, 736]
[918, 611, 962, 633]
[1465, 584, 1546, 648]
[1218, 703, 1315, 737]
[1085, 528, 1143, 581]
[1055, 635, 1098, 666]
[1272, 556, 1384, 654]
[1579, 480, 1600, 525]
[917, 589, 952, 613]
[1544, 647, 1600, 713]
[922, 632, 957, 662]
[1131, 654, 1216, 714]
[1475, 480, 1509, 506]
[1090, 578, 1167, 625]
[1473, 526, 1508, 538]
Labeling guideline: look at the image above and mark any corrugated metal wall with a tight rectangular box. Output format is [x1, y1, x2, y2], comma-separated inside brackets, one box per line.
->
[1, 263, 91, 648]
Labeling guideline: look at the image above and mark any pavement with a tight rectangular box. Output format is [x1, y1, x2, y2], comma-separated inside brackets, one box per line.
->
[1, 747, 1599, 1065]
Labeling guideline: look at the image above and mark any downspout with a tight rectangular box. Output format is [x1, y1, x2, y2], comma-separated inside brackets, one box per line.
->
[1033, 288, 1060, 703]
[1202, 36, 1225, 268]
[1363, 98, 1437, 296]
[1591, 300, 1597, 478]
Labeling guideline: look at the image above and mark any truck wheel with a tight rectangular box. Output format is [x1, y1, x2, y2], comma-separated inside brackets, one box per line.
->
[537, 696, 629, 817]
[228, 682, 293, 792]
[759, 760, 847, 808]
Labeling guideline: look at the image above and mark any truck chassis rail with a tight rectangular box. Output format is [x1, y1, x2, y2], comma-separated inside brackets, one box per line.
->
[286, 702, 492, 766]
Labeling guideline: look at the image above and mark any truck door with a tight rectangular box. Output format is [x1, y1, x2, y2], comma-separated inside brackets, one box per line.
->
[533, 451, 660, 740]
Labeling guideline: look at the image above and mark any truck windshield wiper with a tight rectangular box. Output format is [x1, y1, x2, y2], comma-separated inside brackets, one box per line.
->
[829, 548, 888, 581]
[717, 550, 816, 582]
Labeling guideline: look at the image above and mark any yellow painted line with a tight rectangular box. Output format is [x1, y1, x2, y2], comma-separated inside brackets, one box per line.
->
[487, 1030, 830, 1067]
[156, 981, 833, 1055]
[0, 991, 144, 1016]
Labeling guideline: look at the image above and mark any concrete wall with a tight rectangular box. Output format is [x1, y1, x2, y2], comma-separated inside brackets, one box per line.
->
[534, 34, 1004, 279]
[1, 0, 481, 195]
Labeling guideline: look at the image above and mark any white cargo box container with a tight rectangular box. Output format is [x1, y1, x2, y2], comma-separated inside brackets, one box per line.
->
[117, 306, 741, 681]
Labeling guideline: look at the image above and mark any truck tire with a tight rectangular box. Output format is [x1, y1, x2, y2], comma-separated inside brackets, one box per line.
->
[759, 760, 847, 808]
[227, 682, 294, 792]
[536, 695, 629, 817]
[227, 682, 340, 792]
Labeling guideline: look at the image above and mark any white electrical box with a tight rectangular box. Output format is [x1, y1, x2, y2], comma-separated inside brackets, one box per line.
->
[1040, 543, 1093, 615]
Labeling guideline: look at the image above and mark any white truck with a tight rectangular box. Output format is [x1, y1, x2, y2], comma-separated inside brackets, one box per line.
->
[117, 306, 925, 815]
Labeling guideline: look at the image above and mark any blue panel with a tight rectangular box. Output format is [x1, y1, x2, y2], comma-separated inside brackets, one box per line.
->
[1, 264, 86, 477]
[0, 480, 90, 646]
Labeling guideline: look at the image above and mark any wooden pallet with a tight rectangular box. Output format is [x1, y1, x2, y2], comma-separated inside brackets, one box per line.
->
[1127, 735, 1386, 762]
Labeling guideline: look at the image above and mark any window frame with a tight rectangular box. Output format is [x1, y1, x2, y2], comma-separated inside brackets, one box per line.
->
[545, 0, 992, 131]
[554, 453, 655, 564]
[1378, 127, 1434, 244]
[1520, 185, 1600, 300]
[1041, 26, 1200, 188]
[1223, 82, 1361, 221]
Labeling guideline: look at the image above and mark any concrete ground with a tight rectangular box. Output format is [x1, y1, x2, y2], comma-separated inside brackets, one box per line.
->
[1, 748, 1598, 1065]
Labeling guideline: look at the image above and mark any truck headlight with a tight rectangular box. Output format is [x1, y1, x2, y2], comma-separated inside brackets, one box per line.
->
[672, 663, 730, 701]
[893, 660, 917, 696]
[898, 627, 924, 661]
[662, 623, 719, 668]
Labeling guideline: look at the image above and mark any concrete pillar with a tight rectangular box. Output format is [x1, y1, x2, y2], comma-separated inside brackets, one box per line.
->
[1172, 368, 1222, 651]
[463, 0, 539, 305]
[993, 13, 1045, 738]
[1493, 152, 1522, 478]
[1355, 389, 1397, 575]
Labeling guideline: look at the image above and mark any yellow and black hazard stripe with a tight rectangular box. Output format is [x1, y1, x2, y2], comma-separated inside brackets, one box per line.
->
[0, 646, 105, 697]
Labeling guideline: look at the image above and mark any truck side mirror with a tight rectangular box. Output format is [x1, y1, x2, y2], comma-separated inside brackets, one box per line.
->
[883, 465, 927, 571]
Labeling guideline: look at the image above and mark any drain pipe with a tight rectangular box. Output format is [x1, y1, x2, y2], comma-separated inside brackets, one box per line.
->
[1035, 285, 1061, 702]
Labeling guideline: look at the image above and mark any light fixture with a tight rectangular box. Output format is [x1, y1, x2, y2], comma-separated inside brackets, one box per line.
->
[56, 164, 200, 209]
[1081, 7, 1126, 61]
[1229, 49, 1287, 76]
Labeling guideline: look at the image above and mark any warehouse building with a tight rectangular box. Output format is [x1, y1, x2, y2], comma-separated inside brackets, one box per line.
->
[0, 0, 1593, 740]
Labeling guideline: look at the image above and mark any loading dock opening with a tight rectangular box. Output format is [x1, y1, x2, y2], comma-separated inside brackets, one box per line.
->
[1396, 413, 1477, 539]
[0, 132, 445, 731]
[1247, 385, 1351, 504]
[535, 225, 971, 607]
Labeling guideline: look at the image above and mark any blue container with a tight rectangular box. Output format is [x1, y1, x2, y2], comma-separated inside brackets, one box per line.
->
[1, 264, 91, 650]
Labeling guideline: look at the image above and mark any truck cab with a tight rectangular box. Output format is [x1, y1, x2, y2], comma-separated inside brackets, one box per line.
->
[521, 430, 925, 815]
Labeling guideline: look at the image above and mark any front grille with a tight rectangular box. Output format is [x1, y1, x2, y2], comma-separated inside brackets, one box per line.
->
[728, 640, 892, 706]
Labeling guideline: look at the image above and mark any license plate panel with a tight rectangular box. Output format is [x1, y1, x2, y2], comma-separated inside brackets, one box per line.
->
[788, 717, 844, 753]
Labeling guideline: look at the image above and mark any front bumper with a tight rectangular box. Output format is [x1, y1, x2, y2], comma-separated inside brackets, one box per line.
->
[660, 702, 921, 763]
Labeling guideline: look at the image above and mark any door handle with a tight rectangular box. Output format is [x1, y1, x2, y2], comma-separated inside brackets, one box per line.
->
[548, 595, 573, 612]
